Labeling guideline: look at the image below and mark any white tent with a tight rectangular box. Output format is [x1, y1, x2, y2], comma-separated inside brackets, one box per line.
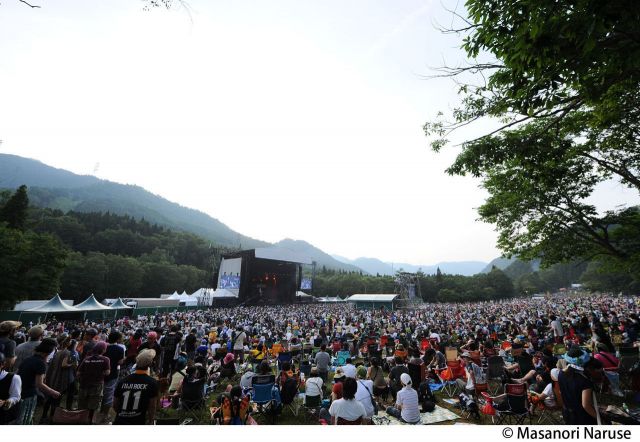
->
[191, 288, 214, 306]
[167, 292, 181, 300]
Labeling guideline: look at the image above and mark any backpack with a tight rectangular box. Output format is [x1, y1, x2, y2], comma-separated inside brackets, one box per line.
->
[418, 380, 436, 412]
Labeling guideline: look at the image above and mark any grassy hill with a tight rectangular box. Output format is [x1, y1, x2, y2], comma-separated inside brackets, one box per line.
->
[0, 154, 266, 249]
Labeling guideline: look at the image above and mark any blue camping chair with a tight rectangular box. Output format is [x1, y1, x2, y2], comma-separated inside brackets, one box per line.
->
[250, 382, 280, 424]
[277, 352, 293, 371]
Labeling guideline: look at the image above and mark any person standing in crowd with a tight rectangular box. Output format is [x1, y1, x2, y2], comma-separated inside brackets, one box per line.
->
[0, 353, 21, 424]
[77, 341, 110, 424]
[113, 349, 159, 425]
[386, 373, 420, 424]
[40, 336, 74, 422]
[13, 326, 44, 373]
[16, 338, 60, 425]
[0, 321, 21, 370]
[125, 329, 143, 366]
[160, 325, 181, 376]
[233, 326, 247, 363]
[138, 331, 162, 374]
[80, 328, 99, 360]
[100, 331, 125, 423]
[185, 328, 198, 361]
[550, 315, 564, 343]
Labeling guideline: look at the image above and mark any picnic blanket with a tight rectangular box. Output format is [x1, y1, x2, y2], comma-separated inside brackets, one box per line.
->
[372, 406, 460, 425]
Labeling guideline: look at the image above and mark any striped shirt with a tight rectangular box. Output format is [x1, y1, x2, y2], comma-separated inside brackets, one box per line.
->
[396, 386, 420, 423]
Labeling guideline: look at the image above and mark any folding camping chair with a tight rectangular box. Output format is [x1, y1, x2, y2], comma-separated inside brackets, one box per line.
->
[277, 351, 293, 371]
[436, 360, 465, 398]
[486, 355, 506, 395]
[250, 381, 279, 424]
[494, 383, 530, 425]
[299, 360, 312, 377]
[179, 377, 207, 424]
[536, 379, 564, 424]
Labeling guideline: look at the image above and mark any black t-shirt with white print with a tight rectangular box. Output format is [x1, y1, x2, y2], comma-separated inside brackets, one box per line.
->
[113, 372, 158, 425]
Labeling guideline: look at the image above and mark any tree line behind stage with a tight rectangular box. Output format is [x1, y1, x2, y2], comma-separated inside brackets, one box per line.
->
[0, 185, 636, 310]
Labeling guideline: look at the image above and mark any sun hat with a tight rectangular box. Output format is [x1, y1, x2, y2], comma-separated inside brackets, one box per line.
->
[563, 346, 590, 367]
[136, 349, 156, 368]
[333, 367, 345, 380]
[400, 372, 412, 386]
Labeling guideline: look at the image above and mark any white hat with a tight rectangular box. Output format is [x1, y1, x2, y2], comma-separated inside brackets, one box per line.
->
[400, 373, 412, 386]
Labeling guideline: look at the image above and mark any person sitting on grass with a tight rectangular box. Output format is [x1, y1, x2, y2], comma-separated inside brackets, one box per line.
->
[388, 356, 408, 401]
[355, 366, 375, 418]
[304, 366, 324, 407]
[386, 373, 420, 424]
[367, 357, 388, 401]
[328, 377, 367, 425]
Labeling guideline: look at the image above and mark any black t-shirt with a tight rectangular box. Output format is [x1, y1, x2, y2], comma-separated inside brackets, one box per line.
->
[389, 365, 409, 387]
[113, 373, 159, 425]
[105, 344, 126, 382]
[185, 334, 197, 352]
[161, 333, 180, 358]
[558, 369, 596, 425]
[18, 355, 47, 398]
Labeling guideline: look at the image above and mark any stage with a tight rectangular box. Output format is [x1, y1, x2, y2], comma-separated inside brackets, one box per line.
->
[214, 247, 315, 306]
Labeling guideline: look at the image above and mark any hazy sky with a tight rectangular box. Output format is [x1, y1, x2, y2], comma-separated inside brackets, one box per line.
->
[1, 1, 637, 265]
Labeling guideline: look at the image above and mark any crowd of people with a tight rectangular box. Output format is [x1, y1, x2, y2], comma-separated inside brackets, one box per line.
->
[0, 293, 638, 425]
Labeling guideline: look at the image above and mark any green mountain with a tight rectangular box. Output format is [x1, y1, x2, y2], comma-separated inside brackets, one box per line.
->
[0, 154, 267, 249]
[0, 154, 368, 273]
[275, 239, 363, 273]
[332, 255, 488, 276]
[480, 257, 517, 273]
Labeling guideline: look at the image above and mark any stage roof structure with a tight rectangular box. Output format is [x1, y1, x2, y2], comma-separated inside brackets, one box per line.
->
[347, 294, 398, 302]
[347, 294, 399, 310]
[26, 295, 80, 313]
[254, 247, 313, 265]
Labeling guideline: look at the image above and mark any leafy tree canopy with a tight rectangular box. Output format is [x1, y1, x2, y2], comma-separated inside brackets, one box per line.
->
[425, 0, 640, 281]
